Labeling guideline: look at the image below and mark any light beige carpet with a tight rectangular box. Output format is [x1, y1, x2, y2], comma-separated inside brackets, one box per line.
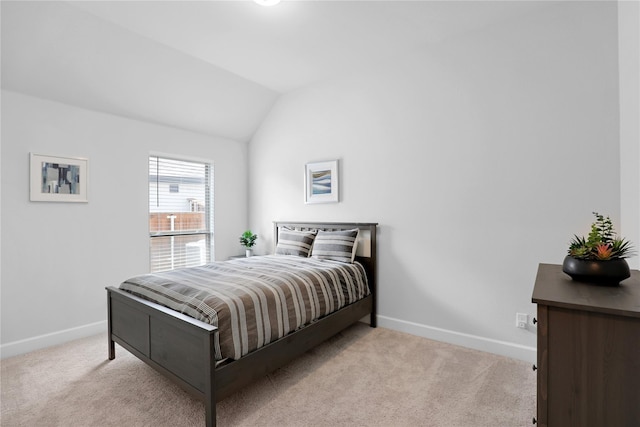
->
[1, 323, 536, 426]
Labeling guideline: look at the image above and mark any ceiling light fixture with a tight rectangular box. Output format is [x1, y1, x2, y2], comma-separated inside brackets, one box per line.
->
[254, 0, 281, 6]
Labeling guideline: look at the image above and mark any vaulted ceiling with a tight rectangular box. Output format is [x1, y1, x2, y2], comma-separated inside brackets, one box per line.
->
[69, 0, 546, 93]
[1, 1, 548, 141]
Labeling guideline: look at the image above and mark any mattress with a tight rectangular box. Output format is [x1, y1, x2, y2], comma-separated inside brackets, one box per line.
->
[119, 255, 369, 361]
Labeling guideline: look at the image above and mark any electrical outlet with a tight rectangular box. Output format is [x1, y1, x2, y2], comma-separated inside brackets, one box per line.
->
[516, 313, 528, 329]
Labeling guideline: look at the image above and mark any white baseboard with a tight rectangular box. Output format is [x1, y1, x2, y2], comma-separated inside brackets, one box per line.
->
[1, 316, 536, 363]
[377, 315, 536, 363]
[0, 320, 107, 359]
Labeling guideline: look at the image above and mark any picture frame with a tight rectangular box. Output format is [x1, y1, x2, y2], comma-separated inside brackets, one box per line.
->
[305, 160, 339, 204]
[30, 153, 88, 202]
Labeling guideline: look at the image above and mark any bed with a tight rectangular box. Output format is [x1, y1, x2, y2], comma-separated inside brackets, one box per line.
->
[106, 221, 377, 427]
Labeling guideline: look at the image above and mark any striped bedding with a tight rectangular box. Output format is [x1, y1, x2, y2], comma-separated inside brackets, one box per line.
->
[119, 255, 369, 361]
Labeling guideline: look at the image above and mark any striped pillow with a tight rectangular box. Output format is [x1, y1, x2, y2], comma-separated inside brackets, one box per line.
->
[275, 228, 317, 257]
[311, 229, 359, 263]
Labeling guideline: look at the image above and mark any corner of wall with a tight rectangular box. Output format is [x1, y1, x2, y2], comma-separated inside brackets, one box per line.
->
[618, 0, 640, 269]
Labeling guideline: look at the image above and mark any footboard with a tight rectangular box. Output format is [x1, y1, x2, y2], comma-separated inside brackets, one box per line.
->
[107, 286, 218, 427]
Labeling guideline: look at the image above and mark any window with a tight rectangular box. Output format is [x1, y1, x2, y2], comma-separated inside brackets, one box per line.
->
[149, 155, 213, 272]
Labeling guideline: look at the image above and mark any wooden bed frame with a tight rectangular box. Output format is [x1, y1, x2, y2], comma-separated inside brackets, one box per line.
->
[106, 221, 377, 427]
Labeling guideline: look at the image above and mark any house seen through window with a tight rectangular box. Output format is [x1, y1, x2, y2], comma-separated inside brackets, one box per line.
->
[149, 155, 213, 272]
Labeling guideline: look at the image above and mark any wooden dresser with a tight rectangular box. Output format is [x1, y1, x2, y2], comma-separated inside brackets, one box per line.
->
[531, 263, 640, 427]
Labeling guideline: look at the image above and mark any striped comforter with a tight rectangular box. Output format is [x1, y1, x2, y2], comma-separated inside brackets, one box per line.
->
[119, 255, 369, 361]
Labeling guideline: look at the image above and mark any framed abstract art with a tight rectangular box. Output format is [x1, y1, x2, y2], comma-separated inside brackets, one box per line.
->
[30, 153, 88, 202]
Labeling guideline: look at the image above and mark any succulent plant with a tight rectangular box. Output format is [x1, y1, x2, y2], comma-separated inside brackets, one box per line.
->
[594, 243, 613, 260]
[567, 212, 635, 260]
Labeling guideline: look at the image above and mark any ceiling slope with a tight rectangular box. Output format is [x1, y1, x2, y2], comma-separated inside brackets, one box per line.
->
[1, 1, 279, 141]
[70, 0, 547, 93]
[2, 1, 548, 139]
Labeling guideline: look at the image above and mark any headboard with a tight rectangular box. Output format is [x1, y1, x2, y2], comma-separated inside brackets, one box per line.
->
[273, 221, 378, 310]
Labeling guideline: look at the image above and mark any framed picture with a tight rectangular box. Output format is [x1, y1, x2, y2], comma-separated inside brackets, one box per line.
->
[305, 160, 339, 204]
[30, 153, 88, 202]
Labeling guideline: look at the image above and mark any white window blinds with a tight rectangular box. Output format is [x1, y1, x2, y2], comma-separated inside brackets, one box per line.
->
[149, 155, 213, 272]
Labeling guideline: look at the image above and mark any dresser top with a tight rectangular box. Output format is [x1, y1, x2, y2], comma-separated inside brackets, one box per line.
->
[532, 263, 640, 318]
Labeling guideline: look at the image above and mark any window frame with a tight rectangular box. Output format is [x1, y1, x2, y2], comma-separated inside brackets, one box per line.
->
[148, 153, 214, 272]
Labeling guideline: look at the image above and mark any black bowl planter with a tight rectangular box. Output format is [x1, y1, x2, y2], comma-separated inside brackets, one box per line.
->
[562, 256, 631, 285]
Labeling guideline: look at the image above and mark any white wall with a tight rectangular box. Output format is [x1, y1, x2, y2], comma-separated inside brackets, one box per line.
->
[1, 1, 634, 364]
[0, 91, 248, 357]
[249, 2, 622, 362]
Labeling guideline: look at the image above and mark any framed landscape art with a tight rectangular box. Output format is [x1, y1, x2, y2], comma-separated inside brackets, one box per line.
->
[30, 153, 88, 202]
[305, 160, 338, 204]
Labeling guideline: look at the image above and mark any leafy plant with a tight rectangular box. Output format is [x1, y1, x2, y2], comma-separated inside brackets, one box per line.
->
[567, 212, 635, 260]
[239, 230, 258, 248]
[587, 212, 614, 247]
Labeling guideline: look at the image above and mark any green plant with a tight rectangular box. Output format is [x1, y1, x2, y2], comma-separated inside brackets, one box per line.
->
[239, 230, 258, 248]
[568, 212, 635, 260]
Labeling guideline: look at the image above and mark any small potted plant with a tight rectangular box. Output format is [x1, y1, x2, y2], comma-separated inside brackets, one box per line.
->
[239, 230, 258, 257]
[563, 212, 635, 285]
